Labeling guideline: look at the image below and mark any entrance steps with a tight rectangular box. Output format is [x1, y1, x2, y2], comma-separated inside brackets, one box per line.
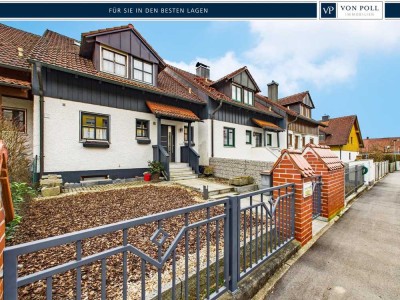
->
[170, 163, 198, 181]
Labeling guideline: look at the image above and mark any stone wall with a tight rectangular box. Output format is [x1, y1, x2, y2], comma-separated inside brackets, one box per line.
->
[209, 157, 274, 184]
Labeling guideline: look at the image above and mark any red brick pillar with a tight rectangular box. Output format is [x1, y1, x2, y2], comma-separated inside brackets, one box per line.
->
[303, 144, 345, 220]
[0, 199, 4, 300]
[271, 150, 315, 246]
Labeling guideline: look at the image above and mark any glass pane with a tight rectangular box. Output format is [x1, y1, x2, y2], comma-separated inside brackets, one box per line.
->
[83, 127, 95, 139]
[237, 87, 242, 101]
[102, 49, 114, 60]
[134, 69, 143, 81]
[115, 53, 126, 65]
[143, 62, 152, 73]
[224, 129, 227, 145]
[3, 110, 13, 121]
[82, 115, 95, 126]
[244, 91, 248, 104]
[103, 60, 114, 73]
[143, 72, 152, 84]
[249, 92, 253, 105]
[96, 128, 107, 140]
[96, 116, 108, 128]
[16, 111, 24, 122]
[229, 131, 233, 145]
[115, 64, 126, 76]
[134, 59, 143, 70]
[232, 86, 237, 100]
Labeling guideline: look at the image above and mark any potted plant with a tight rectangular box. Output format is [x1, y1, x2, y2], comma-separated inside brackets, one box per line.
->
[143, 171, 151, 182]
[147, 160, 164, 181]
[203, 166, 214, 177]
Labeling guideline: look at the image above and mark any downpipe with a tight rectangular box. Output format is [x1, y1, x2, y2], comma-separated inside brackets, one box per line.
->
[36, 64, 45, 177]
[211, 99, 223, 158]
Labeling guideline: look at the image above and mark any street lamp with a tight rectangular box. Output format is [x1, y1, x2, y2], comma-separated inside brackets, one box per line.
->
[393, 139, 398, 165]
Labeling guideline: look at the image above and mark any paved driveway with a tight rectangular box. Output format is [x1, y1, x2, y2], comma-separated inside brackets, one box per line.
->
[267, 172, 400, 300]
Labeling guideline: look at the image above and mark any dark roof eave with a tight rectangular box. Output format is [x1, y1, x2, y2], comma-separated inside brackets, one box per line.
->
[295, 114, 323, 125]
[0, 62, 31, 72]
[29, 59, 206, 105]
[155, 113, 200, 122]
[0, 82, 30, 89]
[210, 97, 283, 119]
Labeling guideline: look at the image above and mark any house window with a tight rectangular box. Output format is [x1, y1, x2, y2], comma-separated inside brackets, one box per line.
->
[350, 137, 353, 144]
[302, 136, 306, 147]
[232, 85, 242, 102]
[349, 152, 351, 160]
[243, 89, 254, 106]
[266, 133, 272, 146]
[136, 119, 149, 138]
[310, 138, 314, 144]
[288, 134, 293, 147]
[184, 126, 194, 144]
[255, 132, 263, 147]
[81, 112, 109, 141]
[295, 136, 299, 149]
[319, 133, 325, 141]
[101, 48, 127, 77]
[133, 58, 153, 84]
[246, 130, 252, 144]
[224, 127, 235, 147]
[2, 107, 26, 133]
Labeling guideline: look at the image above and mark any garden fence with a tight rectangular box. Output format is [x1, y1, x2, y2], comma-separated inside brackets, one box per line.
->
[374, 160, 389, 181]
[4, 183, 295, 300]
[345, 164, 364, 197]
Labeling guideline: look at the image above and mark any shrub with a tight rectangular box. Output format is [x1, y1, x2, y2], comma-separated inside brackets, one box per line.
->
[203, 166, 214, 176]
[147, 160, 164, 174]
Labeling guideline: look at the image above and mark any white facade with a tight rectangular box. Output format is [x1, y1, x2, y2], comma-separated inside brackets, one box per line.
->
[33, 96, 199, 174]
[287, 130, 319, 151]
[332, 150, 359, 163]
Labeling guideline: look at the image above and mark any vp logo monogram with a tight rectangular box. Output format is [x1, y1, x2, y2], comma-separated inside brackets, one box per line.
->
[321, 2, 337, 18]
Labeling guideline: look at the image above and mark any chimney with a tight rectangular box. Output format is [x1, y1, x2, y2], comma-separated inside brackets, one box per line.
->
[196, 62, 210, 79]
[267, 80, 279, 101]
[322, 115, 330, 122]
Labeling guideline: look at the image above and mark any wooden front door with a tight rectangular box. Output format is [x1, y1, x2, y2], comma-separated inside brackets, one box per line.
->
[161, 125, 175, 162]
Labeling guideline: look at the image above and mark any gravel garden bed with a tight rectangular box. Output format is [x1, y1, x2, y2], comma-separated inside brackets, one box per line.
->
[8, 185, 227, 300]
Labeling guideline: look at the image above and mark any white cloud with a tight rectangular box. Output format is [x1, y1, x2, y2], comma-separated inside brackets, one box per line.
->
[167, 21, 400, 96]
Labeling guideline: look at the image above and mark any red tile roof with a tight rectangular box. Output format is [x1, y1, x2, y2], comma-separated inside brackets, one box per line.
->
[29, 29, 203, 104]
[0, 23, 40, 70]
[0, 75, 30, 88]
[361, 137, 400, 153]
[252, 118, 284, 131]
[146, 101, 200, 121]
[272, 149, 315, 177]
[167, 64, 283, 119]
[319, 115, 362, 146]
[278, 91, 309, 106]
[303, 144, 344, 170]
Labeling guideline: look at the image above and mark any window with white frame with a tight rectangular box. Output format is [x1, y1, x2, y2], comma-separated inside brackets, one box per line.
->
[232, 85, 242, 102]
[243, 89, 254, 105]
[133, 58, 153, 84]
[101, 48, 127, 77]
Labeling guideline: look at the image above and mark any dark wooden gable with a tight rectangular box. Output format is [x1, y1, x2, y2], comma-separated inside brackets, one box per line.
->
[303, 93, 315, 108]
[96, 30, 159, 64]
[232, 70, 257, 91]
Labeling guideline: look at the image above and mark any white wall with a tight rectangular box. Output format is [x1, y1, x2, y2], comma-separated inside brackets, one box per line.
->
[287, 130, 319, 150]
[2, 96, 33, 154]
[332, 150, 359, 163]
[33, 96, 198, 173]
[211, 119, 278, 162]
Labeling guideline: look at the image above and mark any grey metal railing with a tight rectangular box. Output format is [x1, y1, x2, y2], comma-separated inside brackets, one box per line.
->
[345, 165, 364, 197]
[180, 146, 200, 174]
[153, 145, 170, 181]
[311, 176, 322, 219]
[4, 184, 295, 300]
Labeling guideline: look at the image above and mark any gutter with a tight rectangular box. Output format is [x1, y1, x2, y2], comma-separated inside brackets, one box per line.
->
[35, 63, 45, 177]
[211, 99, 223, 157]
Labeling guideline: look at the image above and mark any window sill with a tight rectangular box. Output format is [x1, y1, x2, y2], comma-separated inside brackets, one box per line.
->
[137, 138, 151, 145]
[224, 146, 235, 148]
[82, 140, 110, 148]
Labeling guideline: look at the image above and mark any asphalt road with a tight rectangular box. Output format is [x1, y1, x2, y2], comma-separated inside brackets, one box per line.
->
[267, 172, 400, 300]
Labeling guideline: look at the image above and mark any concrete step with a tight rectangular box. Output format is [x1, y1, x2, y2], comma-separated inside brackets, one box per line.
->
[170, 163, 190, 169]
[170, 174, 198, 181]
[209, 192, 239, 200]
[170, 170, 195, 176]
[208, 187, 235, 196]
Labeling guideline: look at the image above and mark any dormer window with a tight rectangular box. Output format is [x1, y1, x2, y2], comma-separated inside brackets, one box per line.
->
[232, 84, 242, 102]
[101, 47, 127, 77]
[243, 89, 254, 105]
[133, 58, 153, 85]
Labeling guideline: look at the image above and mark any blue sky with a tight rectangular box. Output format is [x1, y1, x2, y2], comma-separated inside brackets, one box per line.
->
[4, 20, 399, 138]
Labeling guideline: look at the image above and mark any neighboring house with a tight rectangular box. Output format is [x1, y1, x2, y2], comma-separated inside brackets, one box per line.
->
[275, 88, 321, 150]
[0, 24, 40, 151]
[319, 115, 364, 162]
[0, 23, 324, 182]
[360, 137, 400, 156]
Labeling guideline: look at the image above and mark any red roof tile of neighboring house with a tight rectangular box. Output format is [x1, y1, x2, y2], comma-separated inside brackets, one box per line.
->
[272, 149, 315, 177]
[278, 91, 309, 106]
[167, 64, 283, 119]
[146, 101, 200, 121]
[29, 29, 203, 104]
[252, 118, 284, 131]
[304, 144, 344, 170]
[319, 115, 362, 146]
[361, 137, 400, 153]
[0, 23, 40, 70]
[0, 75, 30, 88]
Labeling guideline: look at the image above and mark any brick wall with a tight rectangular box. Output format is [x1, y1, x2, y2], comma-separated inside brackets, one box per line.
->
[272, 155, 313, 245]
[303, 151, 345, 220]
[209, 157, 274, 184]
